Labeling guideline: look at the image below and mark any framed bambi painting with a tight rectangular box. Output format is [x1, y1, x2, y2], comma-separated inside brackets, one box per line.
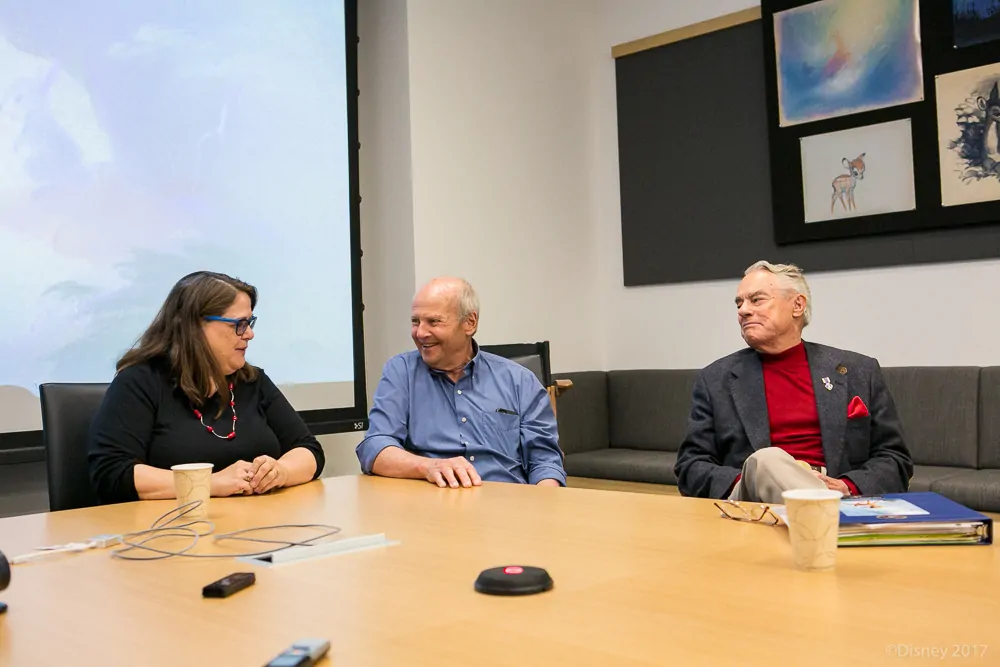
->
[799, 120, 917, 224]
[761, 0, 1000, 245]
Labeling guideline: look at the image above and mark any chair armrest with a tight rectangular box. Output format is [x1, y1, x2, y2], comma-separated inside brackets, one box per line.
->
[553, 379, 573, 397]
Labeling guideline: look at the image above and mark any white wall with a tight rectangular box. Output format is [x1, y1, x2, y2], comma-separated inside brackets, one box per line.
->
[316, 0, 418, 477]
[591, 0, 1000, 370]
[404, 0, 604, 373]
[322, 0, 608, 476]
[358, 0, 418, 376]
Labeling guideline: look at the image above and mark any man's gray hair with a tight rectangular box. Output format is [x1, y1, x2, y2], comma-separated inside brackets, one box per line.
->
[744, 260, 811, 326]
[454, 278, 480, 321]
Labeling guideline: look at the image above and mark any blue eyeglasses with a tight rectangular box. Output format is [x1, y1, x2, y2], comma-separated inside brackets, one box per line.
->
[203, 315, 257, 335]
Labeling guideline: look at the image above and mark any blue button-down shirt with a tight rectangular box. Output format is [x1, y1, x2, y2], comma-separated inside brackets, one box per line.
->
[357, 343, 566, 485]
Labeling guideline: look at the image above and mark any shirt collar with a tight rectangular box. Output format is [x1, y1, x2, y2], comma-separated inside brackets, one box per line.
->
[426, 338, 480, 378]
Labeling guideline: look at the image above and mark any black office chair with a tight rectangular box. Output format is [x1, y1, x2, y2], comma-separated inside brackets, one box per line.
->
[481, 342, 551, 386]
[38, 383, 109, 511]
[479, 341, 573, 416]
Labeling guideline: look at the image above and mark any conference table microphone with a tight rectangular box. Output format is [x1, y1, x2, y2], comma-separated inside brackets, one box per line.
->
[474, 565, 553, 596]
[1, 548, 9, 614]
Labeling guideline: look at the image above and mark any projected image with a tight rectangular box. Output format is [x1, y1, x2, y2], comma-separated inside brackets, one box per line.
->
[0, 2, 355, 430]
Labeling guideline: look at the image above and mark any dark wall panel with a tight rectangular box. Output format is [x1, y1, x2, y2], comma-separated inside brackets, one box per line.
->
[616, 21, 1000, 286]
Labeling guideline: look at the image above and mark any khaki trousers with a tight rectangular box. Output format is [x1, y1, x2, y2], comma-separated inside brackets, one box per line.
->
[728, 447, 829, 504]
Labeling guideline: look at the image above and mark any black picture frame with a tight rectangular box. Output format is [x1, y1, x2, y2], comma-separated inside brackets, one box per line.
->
[761, 0, 1000, 245]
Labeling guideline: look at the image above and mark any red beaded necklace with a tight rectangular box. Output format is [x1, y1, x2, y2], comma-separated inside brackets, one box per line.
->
[192, 383, 237, 440]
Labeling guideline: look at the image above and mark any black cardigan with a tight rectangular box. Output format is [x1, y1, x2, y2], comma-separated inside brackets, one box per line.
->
[87, 359, 325, 503]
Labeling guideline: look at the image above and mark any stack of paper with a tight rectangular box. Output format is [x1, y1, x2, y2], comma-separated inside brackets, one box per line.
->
[773, 492, 993, 547]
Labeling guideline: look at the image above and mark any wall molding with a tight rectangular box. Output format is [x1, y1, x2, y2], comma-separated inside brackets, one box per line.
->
[611, 6, 761, 58]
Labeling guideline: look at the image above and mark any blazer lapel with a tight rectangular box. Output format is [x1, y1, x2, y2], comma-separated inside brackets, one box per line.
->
[805, 342, 848, 467]
[730, 353, 771, 450]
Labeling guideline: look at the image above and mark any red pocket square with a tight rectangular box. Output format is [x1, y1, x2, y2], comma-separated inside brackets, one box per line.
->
[847, 396, 869, 419]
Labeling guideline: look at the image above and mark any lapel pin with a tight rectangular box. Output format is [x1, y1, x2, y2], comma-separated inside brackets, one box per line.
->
[837, 365, 847, 375]
[822, 377, 833, 391]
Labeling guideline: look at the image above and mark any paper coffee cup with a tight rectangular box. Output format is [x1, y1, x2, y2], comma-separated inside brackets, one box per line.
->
[171, 463, 213, 518]
[781, 488, 843, 571]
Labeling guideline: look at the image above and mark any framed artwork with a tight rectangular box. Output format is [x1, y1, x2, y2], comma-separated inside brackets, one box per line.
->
[953, 0, 1000, 49]
[774, 0, 923, 127]
[936, 62, 1000, 207]
[800, 119, 916, 223]
[763, 0, 1000, 244]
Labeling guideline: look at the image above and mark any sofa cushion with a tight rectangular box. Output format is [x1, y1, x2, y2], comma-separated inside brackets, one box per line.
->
[607, 370, 698, 452]
[565, 449, 676, 485]
[977, 368, 1000, 470]
[907, 465, 967, 493]
[553, 372, 609, 456]
[880, 367, 979, 468]
[929, 469, 1000, 513]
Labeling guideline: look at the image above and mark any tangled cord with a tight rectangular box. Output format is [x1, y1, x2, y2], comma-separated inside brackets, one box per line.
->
[8, 501, 343, 565]
[110, 500, 343, 561]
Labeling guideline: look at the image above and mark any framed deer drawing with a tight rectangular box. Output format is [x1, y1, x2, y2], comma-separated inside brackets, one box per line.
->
[763, 0, 1000, 244]
[799, 120, 916, 223]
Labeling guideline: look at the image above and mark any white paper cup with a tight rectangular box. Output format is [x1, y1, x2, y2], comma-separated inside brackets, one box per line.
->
[171, 463, 213, 518]
[781, 488, 843, 571]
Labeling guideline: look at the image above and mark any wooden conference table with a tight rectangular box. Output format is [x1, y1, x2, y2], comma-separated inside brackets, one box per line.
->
[0, 476, 998, 667]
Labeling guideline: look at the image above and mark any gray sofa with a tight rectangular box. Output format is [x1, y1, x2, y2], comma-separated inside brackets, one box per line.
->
[554, 367, 1000, 513]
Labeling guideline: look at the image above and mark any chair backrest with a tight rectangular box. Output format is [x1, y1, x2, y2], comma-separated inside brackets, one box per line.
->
[479, 341, 552, 388]
[39, 383, 109, 511]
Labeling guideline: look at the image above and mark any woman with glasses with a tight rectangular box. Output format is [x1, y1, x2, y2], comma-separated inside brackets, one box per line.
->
[87, 271, 325, 504]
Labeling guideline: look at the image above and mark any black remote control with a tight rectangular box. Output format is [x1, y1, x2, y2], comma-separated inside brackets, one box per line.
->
[202, 572, 255, 598]
[263, 638, 330, 667]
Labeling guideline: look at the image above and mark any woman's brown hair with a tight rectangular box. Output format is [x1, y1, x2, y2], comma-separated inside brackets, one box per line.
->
[118, 271, 259, 413]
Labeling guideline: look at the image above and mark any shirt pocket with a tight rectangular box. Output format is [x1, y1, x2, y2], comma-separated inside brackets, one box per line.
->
[477, 407, 522, 462]
[485, 410, 520, 432]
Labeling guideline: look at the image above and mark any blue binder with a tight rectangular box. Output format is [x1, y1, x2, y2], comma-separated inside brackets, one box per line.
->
[836, 492, 993, 546]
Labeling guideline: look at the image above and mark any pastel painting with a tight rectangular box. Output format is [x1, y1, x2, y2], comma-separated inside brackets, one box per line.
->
[774, 0, 923, 127]
[953, 0, 1000, 48]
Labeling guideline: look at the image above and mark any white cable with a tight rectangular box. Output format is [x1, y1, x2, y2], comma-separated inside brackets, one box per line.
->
[111, 501, 343, 560]
[10, 541, 100, 564]
[10, 500, 343, 564]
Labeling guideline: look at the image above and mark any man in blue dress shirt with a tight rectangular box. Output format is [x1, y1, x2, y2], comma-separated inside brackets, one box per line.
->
[356, 277, 566, 489]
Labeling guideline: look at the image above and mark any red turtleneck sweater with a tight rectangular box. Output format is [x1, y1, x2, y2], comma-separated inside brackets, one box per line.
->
[731, 342, 858, 496]
[762, 342, 825, 466]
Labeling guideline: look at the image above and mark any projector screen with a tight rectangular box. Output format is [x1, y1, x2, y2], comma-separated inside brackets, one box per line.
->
[0, 0, 366, 455]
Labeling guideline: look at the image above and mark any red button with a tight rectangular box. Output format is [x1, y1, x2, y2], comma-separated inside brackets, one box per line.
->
[503, 566, 523, 575]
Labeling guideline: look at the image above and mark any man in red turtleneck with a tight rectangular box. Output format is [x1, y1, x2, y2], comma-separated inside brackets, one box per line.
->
[674, 261, 912, 504]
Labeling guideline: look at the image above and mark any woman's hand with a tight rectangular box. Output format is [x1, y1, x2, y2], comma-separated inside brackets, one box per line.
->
[249, 455, 288, 494]
[211, 460, 254, 497]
